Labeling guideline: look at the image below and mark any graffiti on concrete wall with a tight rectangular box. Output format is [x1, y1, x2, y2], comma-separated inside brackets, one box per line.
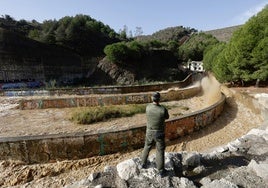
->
[0, 74, 193, 96]
[19, 86, 201, 110]
[1, 95, 225, 163]
[4, 90, 50, 97]
[194, 109, 216, 127]
[126, 94, 150, 103]
[76, 97, 99, 107]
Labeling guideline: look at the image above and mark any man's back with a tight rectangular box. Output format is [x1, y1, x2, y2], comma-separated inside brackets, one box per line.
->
[146, 103, 169, 131]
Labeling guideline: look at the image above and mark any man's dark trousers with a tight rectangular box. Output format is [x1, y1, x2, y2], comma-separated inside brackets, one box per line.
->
[141, 129, 165, 171]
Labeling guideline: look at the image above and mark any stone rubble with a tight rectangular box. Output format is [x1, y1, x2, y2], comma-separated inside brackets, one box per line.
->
[63, 92, 268, 188]
[65, 117, 268, 188]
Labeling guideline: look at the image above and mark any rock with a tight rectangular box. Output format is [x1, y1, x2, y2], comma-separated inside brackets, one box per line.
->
[97, 59, 135, 85]
[164, 152, 182, 175]
[248, 159, 268, 184]
[88, 172, 99, 182]
[199, 177, 212, 185]
[114, 175, 128, 188]
[94, 185, 103, 188]
[226, 139, 241, 152]
[116, 158, 139, 180]
[171, 177, 197, 188]
[192, 165, 206, 175]
[216, 146, 229, 153]
[63, 115, 268, 188]
[224, 166, 266, 188]
[201, 151, 218, 161]
[201, 178, 238, 188]
[182, 152, 201, 167]
[64, 178, 91, 188]
[238, 134, 268, 156]
[103, 165, 116, 173]
[247, 128, 268, 141]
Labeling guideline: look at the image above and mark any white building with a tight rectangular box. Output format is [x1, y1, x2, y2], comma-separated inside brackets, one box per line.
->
[187, 61, 204, 72]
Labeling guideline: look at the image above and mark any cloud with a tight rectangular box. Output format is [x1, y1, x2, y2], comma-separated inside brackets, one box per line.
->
[233, 2, 268, 24]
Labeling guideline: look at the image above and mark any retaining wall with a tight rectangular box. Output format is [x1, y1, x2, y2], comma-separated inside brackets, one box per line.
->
[19, 86, 201, 110]
[0, 74, 193, 96]
[0, 94, 225, 164]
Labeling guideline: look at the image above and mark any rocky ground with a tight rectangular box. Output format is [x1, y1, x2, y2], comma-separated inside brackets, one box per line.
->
[0, 86, 266, 187]
[75, 122, 268, 188]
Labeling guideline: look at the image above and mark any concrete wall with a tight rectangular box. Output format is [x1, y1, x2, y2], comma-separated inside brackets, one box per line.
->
[0, 94, 225, 164]
[19, 84, 200, 110]
[0, 74, 193, 96]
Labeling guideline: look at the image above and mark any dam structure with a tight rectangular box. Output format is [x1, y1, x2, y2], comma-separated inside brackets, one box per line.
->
[0, 74, 227, 164]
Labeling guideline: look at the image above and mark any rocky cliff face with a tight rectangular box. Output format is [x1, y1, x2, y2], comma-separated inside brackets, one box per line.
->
[0, 28, 85, 84]
[94, 52, 187, 85]
[95, 57, 136, 85]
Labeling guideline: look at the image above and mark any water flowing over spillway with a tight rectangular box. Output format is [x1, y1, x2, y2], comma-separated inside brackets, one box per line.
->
[0, 75, 265, 187]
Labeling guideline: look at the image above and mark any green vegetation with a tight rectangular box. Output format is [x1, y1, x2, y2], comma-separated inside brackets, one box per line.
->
[31, 15, 120, 57]
[103, 40, 162, 64]
[70, 104, 147, 124]
[3, 8, 266, 87]
[1, 14, 120, 57]
[203, 6, 268, 85]
[70, 103, 187, 125]
[179, 32, 219, 62]
[1, 15, 206, 85]
[104, 32, 219, 68]
[137, 26, 196, 43]
[104, 42, 131, 63]
[0, 14, 216, 72]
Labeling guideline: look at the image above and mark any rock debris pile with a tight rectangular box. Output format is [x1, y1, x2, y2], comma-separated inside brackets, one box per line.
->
[66, 120, 268, 188]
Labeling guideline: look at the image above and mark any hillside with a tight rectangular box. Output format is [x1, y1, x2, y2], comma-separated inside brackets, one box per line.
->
[204, 25, 242, 42]
[0, 28, 85, 84]
[0, 17, 243, 86]
[135, 26, 196, 43]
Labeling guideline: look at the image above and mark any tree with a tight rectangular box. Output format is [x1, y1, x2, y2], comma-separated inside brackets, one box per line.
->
[212, 50, 233, 82]
[203, 42, 226, 71]
[251, 37, 268, 81]
[179, 32, 219, 62]
[134, 27, 143, 37]
[119, 25, 128, 40]
[203, 5, 268, 84]
[127, 41, 144, 60]
[104, 42, 129, 63]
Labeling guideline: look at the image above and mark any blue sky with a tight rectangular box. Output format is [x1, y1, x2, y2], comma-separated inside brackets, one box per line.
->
[0, 0, 267, 35]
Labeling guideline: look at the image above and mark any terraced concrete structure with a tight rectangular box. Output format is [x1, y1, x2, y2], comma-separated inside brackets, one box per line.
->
[19, 86, 201, 110]
[0, 75, 226, 164]
[1, 74, 193, 97]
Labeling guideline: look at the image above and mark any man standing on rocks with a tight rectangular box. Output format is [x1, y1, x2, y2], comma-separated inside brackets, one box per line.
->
[141, 92, 169, 176]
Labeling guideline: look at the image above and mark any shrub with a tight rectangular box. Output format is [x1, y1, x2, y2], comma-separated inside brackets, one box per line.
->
[104, 42, 129, 63]
[70, 104, 146, 124]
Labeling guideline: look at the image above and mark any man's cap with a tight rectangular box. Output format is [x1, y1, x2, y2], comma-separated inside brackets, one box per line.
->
[152, 92, 160, 101]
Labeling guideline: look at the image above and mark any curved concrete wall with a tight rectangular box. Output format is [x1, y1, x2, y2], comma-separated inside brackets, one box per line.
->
[0, 94, 225, 164]
[1, 74, 193, 97]
[19, 86, 201, 110]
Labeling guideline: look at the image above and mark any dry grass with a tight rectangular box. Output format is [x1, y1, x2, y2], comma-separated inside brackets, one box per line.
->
[70, 104, 147, 124]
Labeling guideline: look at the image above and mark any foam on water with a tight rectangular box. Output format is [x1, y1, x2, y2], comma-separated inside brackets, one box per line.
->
[200, 74, 222, 107]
